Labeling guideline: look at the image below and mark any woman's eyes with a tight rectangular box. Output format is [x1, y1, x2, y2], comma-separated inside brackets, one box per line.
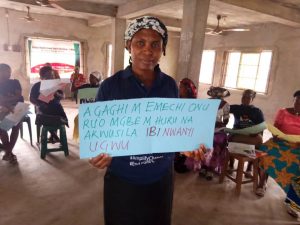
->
[136, 41, 144, 47]
[135, 41, 161, 48]
[151, 42, 161, 48]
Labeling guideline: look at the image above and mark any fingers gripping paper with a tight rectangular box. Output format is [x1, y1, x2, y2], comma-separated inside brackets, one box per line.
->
[79, 98, 220, 158]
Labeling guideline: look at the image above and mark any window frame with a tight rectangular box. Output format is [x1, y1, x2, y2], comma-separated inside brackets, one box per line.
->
[221, 48, 275, 95]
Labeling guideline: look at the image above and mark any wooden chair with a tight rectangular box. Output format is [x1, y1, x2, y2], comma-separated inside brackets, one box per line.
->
[219, 151, 267, 196]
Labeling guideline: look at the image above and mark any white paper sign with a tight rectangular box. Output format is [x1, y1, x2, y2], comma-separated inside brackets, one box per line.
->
[0, 102, 30, 131]
[40, 79, 69, 96]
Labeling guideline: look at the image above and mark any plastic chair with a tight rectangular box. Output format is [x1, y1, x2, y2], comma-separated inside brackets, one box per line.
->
[35, 114, 69, 159]
[40, 125, 69, 159]
[20, 115, 33, 146]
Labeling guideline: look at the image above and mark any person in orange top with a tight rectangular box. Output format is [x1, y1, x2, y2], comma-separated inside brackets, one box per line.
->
[70, 66, 86, 103]
[257, 90, 300, 219]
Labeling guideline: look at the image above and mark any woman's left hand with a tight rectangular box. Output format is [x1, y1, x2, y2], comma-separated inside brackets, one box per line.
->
[181, 144, 207, 161]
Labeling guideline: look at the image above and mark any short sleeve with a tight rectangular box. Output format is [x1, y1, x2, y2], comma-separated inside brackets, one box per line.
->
[274, 109, 285, 129]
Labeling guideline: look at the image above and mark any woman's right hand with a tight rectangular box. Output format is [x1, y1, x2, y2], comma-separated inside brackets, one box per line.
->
[89, 153, 112, 169]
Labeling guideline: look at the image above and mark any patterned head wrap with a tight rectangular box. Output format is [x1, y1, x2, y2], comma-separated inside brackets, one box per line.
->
[124, 16, 168, 55]
[90, 71, 102, 81]
[179, 78, 197, 99]
[207, 86, 230, 99]
[243, 89, 256, 99]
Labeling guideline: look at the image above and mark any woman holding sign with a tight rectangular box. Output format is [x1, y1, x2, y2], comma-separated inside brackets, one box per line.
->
[89, 16, 205, 225]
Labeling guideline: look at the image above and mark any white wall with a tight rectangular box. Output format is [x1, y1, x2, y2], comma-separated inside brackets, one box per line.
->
[0, 8, 111, 99]
[1, 8, 300, 122]
[198, 23, 300, 122]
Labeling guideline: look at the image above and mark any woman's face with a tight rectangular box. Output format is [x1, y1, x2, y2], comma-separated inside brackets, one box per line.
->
[89, 75, 99, 86]
[41, 70, 54, 80]
[241, 95, 253, 106]
[0, 67, 11, 83]
[179, 83, 188, 98]
[294, 96, 300, 112]
[126, 29, 163, 72]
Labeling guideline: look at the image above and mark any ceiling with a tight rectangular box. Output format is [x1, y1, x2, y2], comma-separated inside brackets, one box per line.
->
[1, 0, 300, 29]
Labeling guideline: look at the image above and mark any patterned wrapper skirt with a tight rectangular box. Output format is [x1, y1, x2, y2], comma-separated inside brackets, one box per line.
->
[260, 138, 300, 215]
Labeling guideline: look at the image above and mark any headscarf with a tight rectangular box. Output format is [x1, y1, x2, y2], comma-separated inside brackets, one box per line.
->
[179, 78, 197, 99]
[243, 89, 256, 99]
[124, 16, 168, 55]
[207, 86, 230, 99]
[293, 90, 300, 97]
[90, 71, 102, 81]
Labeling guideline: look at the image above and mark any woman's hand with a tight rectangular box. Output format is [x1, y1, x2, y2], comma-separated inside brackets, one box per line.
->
[89, 153, 112, 169]
[181, 144, 207, 161]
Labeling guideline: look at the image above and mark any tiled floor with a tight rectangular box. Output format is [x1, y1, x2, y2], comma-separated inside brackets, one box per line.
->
[0, 99, 298, 225]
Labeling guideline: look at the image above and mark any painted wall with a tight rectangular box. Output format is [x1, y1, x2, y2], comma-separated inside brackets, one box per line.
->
[0, 8, 180, 99]
[1, 8, 299, 122]
[198, 23, 300, 122]
[0, 8, 111, 99]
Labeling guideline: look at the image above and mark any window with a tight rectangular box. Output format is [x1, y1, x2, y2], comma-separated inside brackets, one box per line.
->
[199, 50, 216, 84]
[26, 37, 83, 83]
[106, 44, 129, 76]
[223, 50, 272, 93]
[106, 43, 113, 77]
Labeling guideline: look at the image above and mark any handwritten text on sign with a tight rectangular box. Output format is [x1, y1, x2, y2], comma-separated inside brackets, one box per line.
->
[79, 98, 220, 158]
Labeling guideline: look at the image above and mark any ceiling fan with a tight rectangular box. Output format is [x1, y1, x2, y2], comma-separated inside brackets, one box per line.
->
[205, 14, 250, 35]
[35, 0, 66, 10]
[21, 6, 40, 22]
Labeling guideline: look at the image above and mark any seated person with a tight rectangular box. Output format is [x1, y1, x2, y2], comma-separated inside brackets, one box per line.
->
[174, 78, 197, 173]
[78, 71, 102, 89]
[30, 66, 68, 143]
[228, 89, 265, 176]
[73, 71, 103, 142]
[199, 86, 230, 180]
[45, 63, 60, 79]
[257, 90, 300, 218]
[70, 66, 85, 103]
[0, 63, 24, 164]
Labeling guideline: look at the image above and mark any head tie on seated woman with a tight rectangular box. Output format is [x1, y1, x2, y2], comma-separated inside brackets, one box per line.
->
[179, 78, 197, 98]
[124, 16, 168, 55]
[207, 86, 230, 99]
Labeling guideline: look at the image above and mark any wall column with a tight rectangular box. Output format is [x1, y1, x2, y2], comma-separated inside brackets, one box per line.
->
[111, 18, 126, 74]
[176, 0, 210, 87]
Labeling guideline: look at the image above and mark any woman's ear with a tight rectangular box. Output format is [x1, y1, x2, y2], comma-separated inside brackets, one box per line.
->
[125, 40, 131, 53]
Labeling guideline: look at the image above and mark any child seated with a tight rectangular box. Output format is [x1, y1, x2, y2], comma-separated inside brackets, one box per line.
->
[30, 66, 68, 143]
